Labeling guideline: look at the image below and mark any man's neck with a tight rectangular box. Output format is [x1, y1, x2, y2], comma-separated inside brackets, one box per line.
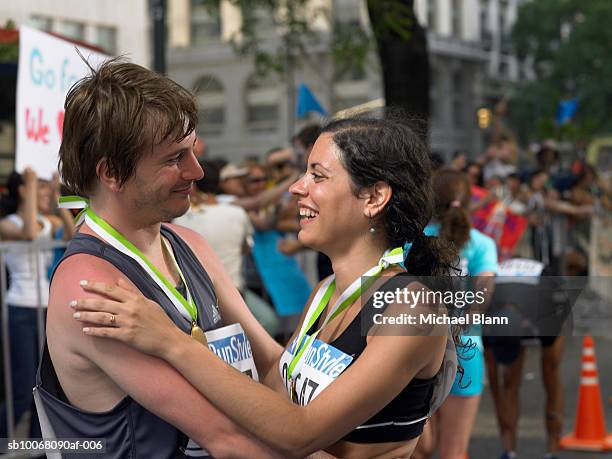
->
[87, 199, 162, 258]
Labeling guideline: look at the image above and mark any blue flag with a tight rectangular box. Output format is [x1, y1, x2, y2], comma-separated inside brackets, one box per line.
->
[556, 98, 578, 125]
[297, 82, 327, 118]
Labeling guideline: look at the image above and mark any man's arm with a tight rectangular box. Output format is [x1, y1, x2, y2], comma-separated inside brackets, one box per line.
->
[232, 172, 299, 211]
[545, 196, 594, 217]
[274, 196, 301, 233]
[48, 254, 281, 459]
[248, 210, 277, 231]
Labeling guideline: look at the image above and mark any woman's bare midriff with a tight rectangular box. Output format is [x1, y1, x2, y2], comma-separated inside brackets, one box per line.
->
[325, 437, 419, 459]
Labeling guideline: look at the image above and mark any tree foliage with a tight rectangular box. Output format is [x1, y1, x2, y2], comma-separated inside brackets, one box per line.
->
[510, 0, 612, 142]
[195, 0, 428, 138]
[367, 0, 414, 41]
[0, 20, 19, 63]
[197, 0, 371, 79]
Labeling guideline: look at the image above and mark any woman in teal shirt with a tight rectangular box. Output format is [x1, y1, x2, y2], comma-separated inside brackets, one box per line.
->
[413, 168, 498, 459]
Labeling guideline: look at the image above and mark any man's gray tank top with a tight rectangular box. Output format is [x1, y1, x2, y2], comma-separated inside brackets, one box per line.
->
[35, 225, 222, 458]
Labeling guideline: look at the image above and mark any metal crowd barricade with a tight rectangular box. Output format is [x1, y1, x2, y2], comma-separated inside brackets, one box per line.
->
[0, 239, 68, 440]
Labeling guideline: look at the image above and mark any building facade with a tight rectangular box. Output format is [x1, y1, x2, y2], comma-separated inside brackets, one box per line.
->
[416, 0, 521, 159]
[2, 0, 522, 163]
[168, 0, 522, 162]
[1, 0, 151, 65]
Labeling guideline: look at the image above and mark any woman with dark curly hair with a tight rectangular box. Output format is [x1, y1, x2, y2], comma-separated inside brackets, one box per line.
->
[72, 116, 460, 458]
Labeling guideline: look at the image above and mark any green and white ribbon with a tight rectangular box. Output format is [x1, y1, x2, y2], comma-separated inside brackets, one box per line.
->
[58, 195, 90, 226]
[287, 247, 404, 383]
[59, 196, 198, 323]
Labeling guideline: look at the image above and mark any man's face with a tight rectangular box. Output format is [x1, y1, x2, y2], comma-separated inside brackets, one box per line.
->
[453, 153, 467, 170]
[37, 180, 53, 214]
[466, 164, 481, 185]
[220, 177, 246, 197]
[246, 166, 268, 196]
[271, 162, 294, 183]
[123, 131, 203, 223]
[531, 172, 548, 192]
[507, 177, 521, 194]
[266, 149, 296, 183]
[486, 176, 503, 190]
[540, 148, 556, 166]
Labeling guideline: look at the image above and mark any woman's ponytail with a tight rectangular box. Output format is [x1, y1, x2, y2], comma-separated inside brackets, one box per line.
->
[440, 204, 471, 250]
[433, 169, 473, 252]
[404, 233, 458, 277]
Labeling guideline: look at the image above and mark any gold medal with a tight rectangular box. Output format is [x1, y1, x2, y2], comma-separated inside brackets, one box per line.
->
[191, 323, 208, 347]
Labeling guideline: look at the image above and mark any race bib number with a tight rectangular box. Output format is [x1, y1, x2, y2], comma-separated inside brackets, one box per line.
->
[497, 258, 544, 284]
[279, 336, 353, 406]
[184, 323, 258, 456]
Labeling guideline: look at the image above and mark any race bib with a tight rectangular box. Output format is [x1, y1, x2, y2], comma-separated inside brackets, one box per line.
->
[184, 323, 258, 457]
[206, 323, 259, 381]
[279, 336, 353, 406]
[278, 334, 456, 429]
[497, 258, 544, 284]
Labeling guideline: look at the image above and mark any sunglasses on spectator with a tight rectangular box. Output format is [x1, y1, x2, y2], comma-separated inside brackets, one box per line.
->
[270, 161, 292, 171]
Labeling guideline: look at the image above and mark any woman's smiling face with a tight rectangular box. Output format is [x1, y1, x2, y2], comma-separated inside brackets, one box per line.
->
[289, 133, 368, 253]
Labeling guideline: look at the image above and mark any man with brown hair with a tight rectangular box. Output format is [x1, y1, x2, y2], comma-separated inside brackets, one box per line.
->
[36, 58, 282, 458]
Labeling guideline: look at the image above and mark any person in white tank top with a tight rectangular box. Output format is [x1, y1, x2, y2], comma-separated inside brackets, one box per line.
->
[4, 213, 53, 307]
[0, 167, 75, 438]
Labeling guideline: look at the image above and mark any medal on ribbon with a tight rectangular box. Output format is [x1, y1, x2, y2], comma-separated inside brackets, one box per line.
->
[190, 322, 208, 346]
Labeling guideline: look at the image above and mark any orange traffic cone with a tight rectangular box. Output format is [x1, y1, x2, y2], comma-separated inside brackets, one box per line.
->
[560, 336, 612, 451]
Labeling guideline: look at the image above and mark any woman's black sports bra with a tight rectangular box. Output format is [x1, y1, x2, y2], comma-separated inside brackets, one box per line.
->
[307, 273, 436, 444]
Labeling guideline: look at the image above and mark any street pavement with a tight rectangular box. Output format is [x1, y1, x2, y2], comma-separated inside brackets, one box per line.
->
[468, 334, 612, 459]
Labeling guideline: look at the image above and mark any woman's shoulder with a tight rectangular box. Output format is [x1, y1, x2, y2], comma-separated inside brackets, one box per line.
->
[0, 214, 24, 239]
[2, 213, 20, 223]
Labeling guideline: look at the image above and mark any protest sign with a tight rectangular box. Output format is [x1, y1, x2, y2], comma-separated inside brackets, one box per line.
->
[16, 26, 108, 179]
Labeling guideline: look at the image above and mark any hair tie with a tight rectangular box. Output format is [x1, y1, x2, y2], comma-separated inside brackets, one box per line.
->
[450, 200, 461, 208]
